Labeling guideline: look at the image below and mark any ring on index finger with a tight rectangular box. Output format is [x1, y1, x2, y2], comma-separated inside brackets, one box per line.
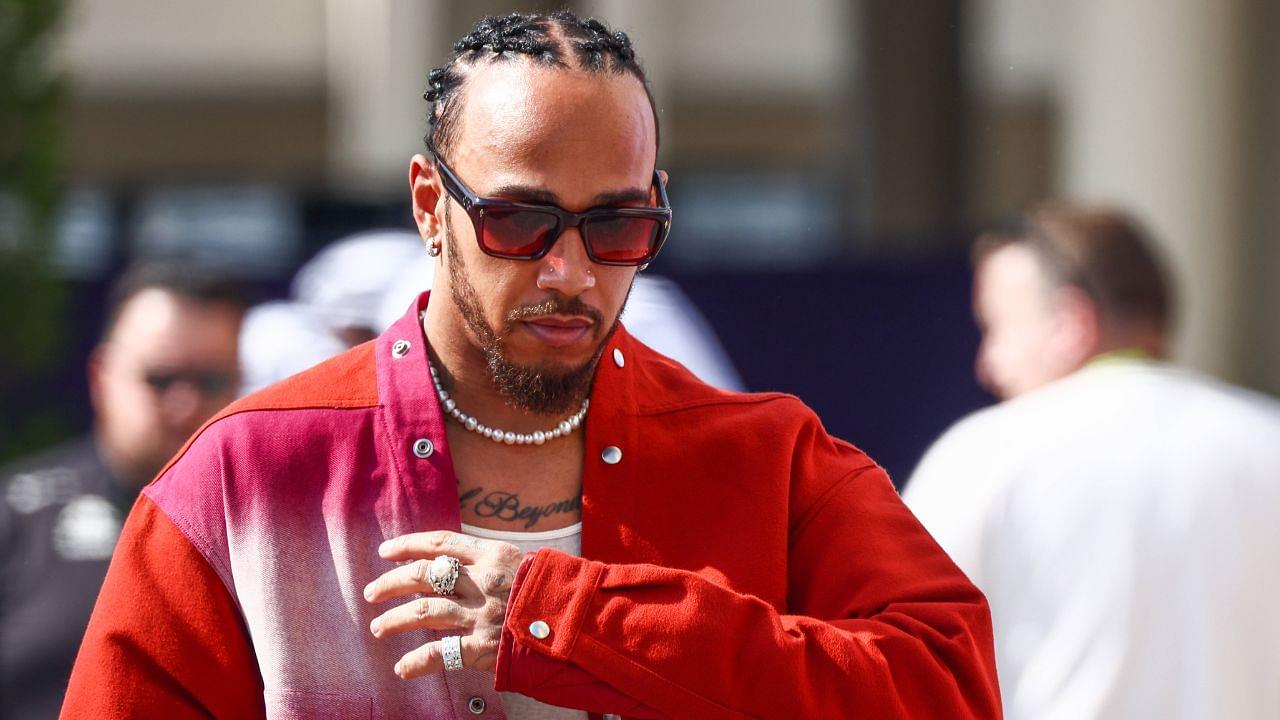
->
[427, 555, 462, 597]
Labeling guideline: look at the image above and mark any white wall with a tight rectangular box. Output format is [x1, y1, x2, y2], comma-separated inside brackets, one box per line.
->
[59, 0, 326, 97]
[1058, 0, 1249, 379]
[587, 0, 852, 104]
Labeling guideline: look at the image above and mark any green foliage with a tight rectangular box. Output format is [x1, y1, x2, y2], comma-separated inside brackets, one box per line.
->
[0, 0, 70, 462]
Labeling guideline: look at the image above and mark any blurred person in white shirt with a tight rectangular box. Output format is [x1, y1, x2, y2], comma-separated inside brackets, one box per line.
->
[903, 205, 1280, 720]
[239, 231, 421, 395]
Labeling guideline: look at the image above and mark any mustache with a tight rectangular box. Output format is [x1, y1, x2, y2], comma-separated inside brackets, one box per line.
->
[505, 295, 604, 326]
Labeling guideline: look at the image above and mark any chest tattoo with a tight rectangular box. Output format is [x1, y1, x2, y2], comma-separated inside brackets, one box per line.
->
[457, 486, 583, 529]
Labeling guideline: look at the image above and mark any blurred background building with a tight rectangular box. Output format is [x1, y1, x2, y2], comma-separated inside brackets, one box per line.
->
[3, 0, 1279, 482]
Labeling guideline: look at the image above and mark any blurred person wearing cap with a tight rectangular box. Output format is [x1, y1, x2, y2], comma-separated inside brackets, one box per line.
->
[237, 300, 346, 397]
[291, 230, 425, 347]
[65, 11, 999, 719]
[904, 205, 1280, 719]
[0, 259, 244, 718]
[238, 231, 421, 396]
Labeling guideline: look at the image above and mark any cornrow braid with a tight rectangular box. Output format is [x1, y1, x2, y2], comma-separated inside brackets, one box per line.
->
[554, 12, 638, 69]
[423, 10, 657, 163]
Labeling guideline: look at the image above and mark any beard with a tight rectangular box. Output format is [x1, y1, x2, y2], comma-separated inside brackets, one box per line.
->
[443, 213, 627, 415]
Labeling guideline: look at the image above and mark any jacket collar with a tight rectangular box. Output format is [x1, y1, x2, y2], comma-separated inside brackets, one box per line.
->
[375, 291, 461, 534]
[375, 291, 642, 551]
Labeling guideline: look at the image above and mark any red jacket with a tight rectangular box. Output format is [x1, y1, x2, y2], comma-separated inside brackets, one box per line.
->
[63, 292, 1000, 719]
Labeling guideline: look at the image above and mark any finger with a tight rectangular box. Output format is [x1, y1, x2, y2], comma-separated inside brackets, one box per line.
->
[370, 596, 472, 639]
[394, 631, 498, 679]
[378, 530, 491, 562]
[363, 559, 483, 604]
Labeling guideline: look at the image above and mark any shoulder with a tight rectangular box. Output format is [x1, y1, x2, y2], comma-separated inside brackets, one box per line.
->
[223, 339, 379, 417]
[182, 341, 377, 448]
[1161, 365, 1280, 427]
[136, 344, 384, 577]
[918, 368, 1109, 467]
[901, 385, 1072, 529]
[618, 344, 893, 554]
[1066, 361, 1280, 450]
[909, 399, 1020, 479]
[620, 328, 868, 455]
[626, 333, 814, 424]
[145, 341, 381, 496]
[622, 334, 880, 499]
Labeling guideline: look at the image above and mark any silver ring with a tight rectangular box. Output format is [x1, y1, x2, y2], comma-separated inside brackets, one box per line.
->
[427, 555, 461, 596]
[441, 634, 464, 671]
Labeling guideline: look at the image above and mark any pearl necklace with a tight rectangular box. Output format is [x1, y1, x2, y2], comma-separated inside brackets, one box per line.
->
[428, 361, 588, 445]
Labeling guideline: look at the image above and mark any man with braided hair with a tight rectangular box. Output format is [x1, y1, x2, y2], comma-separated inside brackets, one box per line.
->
[63, 11, 1000, 719]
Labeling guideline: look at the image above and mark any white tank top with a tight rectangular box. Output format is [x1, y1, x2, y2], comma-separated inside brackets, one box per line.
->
[461, 522, 588, 720]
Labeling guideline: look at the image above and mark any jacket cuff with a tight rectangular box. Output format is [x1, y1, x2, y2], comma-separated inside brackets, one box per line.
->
[496, 548, 605, 671]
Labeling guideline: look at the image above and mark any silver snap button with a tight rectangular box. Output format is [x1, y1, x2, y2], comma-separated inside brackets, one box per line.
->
[391, 339, 411, 358]
[612, 348, 625, 367]
[467, 696, 486, 715]
[412, 438, 434, 458]
[601, 446, 622, 465]
[529, 620, 551, 639]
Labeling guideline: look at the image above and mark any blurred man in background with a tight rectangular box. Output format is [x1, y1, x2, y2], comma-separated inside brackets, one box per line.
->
[0, 259, 244, 718]
[967, 207, 1170, 401]
[905, 205, 1280, 719]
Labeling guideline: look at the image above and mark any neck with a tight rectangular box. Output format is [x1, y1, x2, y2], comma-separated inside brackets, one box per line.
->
[423, 296, 587, 435]
[92, 431, 150, 491]
[1092, 323, 1168, 363]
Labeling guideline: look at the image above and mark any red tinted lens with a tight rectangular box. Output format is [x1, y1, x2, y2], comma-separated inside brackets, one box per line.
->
[583, 216, 662, 263]
[480, 208, 560, 257]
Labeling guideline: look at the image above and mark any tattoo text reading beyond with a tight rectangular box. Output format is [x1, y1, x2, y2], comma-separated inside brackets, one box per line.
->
[458, 487, 582, 530]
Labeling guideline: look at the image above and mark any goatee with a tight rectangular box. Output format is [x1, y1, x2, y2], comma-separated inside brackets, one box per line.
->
[443, 217, 626, 415]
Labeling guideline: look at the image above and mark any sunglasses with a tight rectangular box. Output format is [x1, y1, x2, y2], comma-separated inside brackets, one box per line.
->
[435, 159, 672, 267]
[143, 369, 237, 396]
